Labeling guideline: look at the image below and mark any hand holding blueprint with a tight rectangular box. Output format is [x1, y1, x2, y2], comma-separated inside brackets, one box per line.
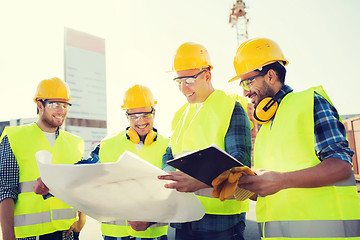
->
[36, 150, 205, 222]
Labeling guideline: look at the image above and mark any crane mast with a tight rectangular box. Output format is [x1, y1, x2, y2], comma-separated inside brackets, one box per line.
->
[229, 0, 249, 45]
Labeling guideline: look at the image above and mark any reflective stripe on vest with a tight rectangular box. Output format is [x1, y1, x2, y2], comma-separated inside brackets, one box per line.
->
[14, 209, 76, 227]
[195, 188, 236, 200]
[52, 208, 77, 221]
[19, 181, 36, 193]
[103, 220, 127, 226]
[170, 90, 250, 215]
[331, 172, 356, 187]
[101, 220, 129, 238]
[253, 86, 360, 239]
[258, 220, 360, 238]
[99, 131, 169, 238]
[103, 221, 167, 228]
[5, 123, 84, 238]
[14, 212, 51, 227]
[127, 222, 168, 238]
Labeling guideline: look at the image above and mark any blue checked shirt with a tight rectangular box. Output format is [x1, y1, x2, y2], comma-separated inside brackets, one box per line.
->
[162, 101, 252, 232]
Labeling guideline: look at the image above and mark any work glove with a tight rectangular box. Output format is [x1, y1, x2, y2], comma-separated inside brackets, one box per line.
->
[211, 166, 255, 201]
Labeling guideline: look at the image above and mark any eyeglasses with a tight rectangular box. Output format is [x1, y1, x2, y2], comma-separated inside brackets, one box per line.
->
[173, 69, 208, 87]
[239, 73, 266, 91]
[44, 101, 72, 110]
[126, 109, 154, 121]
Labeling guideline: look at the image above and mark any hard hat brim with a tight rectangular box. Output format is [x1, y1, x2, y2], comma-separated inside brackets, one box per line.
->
[34, 97, 74, 103]
[228, 75, 242, 83]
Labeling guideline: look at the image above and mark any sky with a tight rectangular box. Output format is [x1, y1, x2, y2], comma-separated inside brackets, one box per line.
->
[1, 0, 359, 136]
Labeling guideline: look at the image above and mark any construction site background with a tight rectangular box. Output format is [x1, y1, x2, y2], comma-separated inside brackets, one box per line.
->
[343, 115, 360, 181]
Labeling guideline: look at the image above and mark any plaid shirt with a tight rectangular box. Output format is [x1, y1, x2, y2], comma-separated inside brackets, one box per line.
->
[162, 101, 252, 232]
[0, 128, 75, 240]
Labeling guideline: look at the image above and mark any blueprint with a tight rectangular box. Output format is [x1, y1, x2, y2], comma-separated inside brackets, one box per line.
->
[36, 150, 205, 223]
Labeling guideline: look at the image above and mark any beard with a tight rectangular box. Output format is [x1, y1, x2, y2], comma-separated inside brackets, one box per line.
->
[255, 82, 276, 107]
[41, 111, 65, 129]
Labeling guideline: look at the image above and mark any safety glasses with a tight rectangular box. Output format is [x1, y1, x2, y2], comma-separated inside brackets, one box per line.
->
[173, 69, 208, 87]
[44, 100, 72, 110]
[240, 73, 266, 91]
[126, 109, 154, 121]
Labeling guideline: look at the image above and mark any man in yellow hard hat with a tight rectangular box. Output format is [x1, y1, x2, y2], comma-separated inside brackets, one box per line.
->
[0, 77, 86, 240]
[229, 37, 360, 239]
[34, 84, 169, 240]
[99, 84, 169, 240]
[158, 42, 252, 240]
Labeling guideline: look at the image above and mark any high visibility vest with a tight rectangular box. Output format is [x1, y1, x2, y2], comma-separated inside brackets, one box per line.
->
[170, 90, 251, 215]
[99, 131, 169, 238]
[3, 123, 84, 238]
[254, 86, 360, 239]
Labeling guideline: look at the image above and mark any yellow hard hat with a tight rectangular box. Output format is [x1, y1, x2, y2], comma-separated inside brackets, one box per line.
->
[121, 85, 157, 110]
[33, 77, 71, 103]
[173, 42, 213, 71]
[229, 38, 288, 82]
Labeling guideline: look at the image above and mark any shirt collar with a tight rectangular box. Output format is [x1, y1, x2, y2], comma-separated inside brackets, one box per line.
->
[276, 85, 293, 103]
[55, 128, 60, 139]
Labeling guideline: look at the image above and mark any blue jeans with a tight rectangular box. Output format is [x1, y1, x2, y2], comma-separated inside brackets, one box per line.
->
[174, 221, 245, 240]
[103, 235, 167, 240]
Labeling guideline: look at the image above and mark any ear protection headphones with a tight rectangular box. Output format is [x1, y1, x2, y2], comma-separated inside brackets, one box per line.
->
[126, 127, 157, 146]
[253, 88, 293, 124]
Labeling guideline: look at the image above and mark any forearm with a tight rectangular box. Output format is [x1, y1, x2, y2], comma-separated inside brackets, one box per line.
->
[0, 198, 16, 240]
[158, 171, 211, 192]
[239, 158, 353, 197]
[282, 158, 353, 189]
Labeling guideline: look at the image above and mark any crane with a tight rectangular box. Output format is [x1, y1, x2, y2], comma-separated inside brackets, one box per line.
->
[229, 0, 249, 46]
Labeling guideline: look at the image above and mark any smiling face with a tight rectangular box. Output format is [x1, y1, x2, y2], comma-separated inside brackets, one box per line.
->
[175, 68, 213, 104]
[241, 70, 276, 108]
[37, 98, 69, 132]
[126, 106, 155, 141]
